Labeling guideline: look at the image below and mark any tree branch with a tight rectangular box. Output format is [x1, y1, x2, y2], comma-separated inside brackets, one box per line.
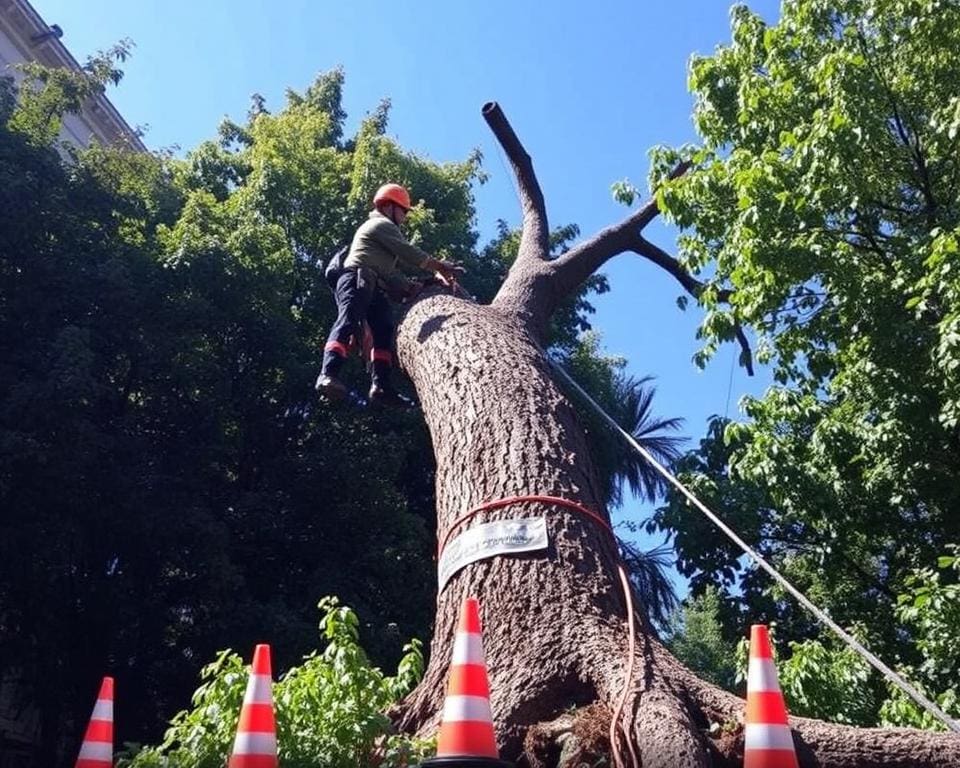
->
[552, 162, 690, 297]
[480, 104, 752, 372]
[482, 102, 549, 261]
[855, 28, 940, 226]
[632, 237, 754, 375]
[547, 170, 755, 374]
[733, 325, 755, 376]
[630, 235, 721, 301]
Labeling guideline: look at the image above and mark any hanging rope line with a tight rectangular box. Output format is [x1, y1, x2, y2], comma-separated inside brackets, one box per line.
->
[613, 561, 639, 768]
[548, 357, 960, 734]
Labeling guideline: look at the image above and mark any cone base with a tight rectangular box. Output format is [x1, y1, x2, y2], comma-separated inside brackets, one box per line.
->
[420, 758, 513, 768]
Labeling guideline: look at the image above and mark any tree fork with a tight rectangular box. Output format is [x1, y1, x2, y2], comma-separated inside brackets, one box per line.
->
[388, 105, 960, 766]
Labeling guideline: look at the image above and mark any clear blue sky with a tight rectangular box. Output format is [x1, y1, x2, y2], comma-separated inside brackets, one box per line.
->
[35, 0, 782, 593]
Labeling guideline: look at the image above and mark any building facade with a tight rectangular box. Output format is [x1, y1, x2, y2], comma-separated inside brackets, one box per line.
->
[0, 0, 145, 151]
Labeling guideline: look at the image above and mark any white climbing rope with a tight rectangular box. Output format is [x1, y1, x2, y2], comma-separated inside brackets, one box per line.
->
[549, 358, 960, 733]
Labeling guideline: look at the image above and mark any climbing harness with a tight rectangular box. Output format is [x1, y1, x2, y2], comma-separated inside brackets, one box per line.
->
[548, 358, 960, 734]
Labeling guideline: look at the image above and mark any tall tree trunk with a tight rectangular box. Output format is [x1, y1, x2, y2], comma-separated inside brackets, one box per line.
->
[389, 104, 960, 767]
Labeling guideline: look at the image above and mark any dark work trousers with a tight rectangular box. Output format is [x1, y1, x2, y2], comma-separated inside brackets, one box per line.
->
[321, 268, 396, 386]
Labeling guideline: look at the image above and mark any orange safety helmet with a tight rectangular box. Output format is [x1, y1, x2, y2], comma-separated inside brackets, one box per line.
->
[373, 183, 411, 211]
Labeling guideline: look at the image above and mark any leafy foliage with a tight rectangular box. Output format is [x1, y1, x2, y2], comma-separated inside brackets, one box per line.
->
[0, 62, 472, 759]
[619, 541, 680, 631]
[665, 586, 738, 690]
[879, 547, 960, 729]
[118, 599, 431, 767]
[649, 0, 960, 727]
[725, 548, 960, 731]
[10, 41, 134, 147]
[2, 50, 659, 762]
[743, 633, 878, 726]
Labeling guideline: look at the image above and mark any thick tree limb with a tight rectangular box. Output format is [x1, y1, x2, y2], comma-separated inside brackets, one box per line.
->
[482, 102, 549, 262]
[551, 199, 662, 298]
[551, 163, 689, 298]
[482, 103, 557, 337]
[630, 238, 754, 375]
[482, 104, 753, 372]
[543, 158, 756, 372]
[630, 235, 720, 301]
[733, 326, 755, 377]
[789, 717, 960, 768]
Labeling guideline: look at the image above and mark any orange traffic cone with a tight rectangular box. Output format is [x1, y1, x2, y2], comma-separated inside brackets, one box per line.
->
[74, 676, 113, 768]
[744, 625, 799, 768]
[421, 597, 511, 767]
[228, 644, 278, 768]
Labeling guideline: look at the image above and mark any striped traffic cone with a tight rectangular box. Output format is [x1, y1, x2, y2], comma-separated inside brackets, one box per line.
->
[228, 644, 278, 768]
[74, 676, 113, 768]
[744, 625, 799, 768]
[422, 597, 511, 767]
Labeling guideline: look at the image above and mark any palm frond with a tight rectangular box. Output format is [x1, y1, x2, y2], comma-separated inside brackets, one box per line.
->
[618, 538, 680, 630]
[611, 376, 686, 504]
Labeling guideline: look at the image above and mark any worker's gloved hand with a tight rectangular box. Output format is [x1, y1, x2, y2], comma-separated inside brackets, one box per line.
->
[433, 262, 465, 290]
[434, 260, 465, 283]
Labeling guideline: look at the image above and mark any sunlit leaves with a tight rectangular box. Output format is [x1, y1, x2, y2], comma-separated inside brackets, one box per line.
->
[653, 0, 960, 728]
[665, 586, 739, 690]
[1, 64, 477, 751]
[118, 600, 430, 767]
[9, 41, 133, 146]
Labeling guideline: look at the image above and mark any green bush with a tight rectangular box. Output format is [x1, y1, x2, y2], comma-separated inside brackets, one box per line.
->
[117, 597, 433, 767]
[728, 548, 960, 729]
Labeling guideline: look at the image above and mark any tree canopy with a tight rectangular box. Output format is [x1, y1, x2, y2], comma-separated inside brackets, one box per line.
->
[0, 51, 669, 762]
[649, 0, 960, 728]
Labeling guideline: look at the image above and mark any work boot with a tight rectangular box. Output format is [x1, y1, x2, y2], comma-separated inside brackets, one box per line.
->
[368, 382, 414, 408]
[315, 373, 348, 400]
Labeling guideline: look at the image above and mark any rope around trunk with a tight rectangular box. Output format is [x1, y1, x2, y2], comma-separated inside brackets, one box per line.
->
[437, 494, 638, 768]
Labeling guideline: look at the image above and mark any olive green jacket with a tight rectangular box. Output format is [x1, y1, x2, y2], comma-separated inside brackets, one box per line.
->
[343, 210, 430, 290]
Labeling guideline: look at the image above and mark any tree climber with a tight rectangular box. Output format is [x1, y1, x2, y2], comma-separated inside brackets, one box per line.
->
[315, 183, 464, 406]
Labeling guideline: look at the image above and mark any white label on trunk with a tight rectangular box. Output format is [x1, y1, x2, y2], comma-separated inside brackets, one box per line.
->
[438, 517, 548, 590]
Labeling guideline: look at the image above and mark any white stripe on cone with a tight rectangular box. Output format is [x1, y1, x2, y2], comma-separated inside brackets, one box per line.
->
[77, 742, 113, 760]
[243, 674, 273, 704]
[231, 731, 278, 754]
[744, 723, 796, 750]
[451, 633, 485, 665]
[747, 658, 781, 693]
[441, 694, 494, 723]
[90, 699, 113, 720]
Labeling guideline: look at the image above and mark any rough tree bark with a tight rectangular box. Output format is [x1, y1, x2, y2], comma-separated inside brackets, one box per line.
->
[390, 103, 960, 767]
